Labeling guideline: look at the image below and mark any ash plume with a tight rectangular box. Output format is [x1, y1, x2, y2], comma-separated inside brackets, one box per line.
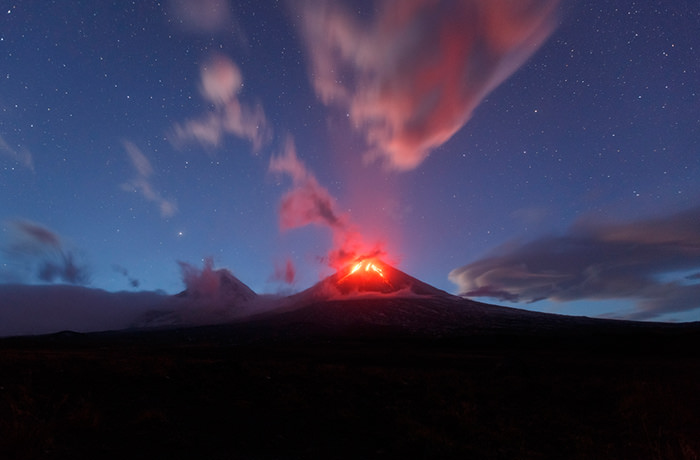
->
[177, 257, 256, 306]
[271, 258, 296, 285]
[269, 138, 348, 232]
[269, 138, 385, 270]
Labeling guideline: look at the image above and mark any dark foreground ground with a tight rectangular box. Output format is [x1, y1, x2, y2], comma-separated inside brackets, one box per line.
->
[1, 323, 700, 459]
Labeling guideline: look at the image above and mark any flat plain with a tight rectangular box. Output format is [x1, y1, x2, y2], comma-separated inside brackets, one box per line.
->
[1, 315, 699, 459]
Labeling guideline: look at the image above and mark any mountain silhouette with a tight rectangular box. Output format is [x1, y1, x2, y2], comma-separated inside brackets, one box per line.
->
[131, 259, 691, 341]
[245, 258, 629, 338]
[176, 267, 257, 304]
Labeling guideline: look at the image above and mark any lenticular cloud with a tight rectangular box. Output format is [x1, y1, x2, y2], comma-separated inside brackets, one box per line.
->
[449, 206, 700, 320]
[298, 0, 560, 170]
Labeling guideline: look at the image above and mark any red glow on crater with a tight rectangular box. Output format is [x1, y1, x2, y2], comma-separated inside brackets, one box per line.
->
[336, 258, 394, 293]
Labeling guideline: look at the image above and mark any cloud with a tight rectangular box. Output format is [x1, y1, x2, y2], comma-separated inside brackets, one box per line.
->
[0, 258, 276, 338]
[271, 258, 296, 285]
[173, 55, 270, 151]
[167, 0, 247, 45]
[176, 257, 258, 309]
[0, 284, 169, 337]
[2, 220, 90, 285]
[201, 56, 243, 105]
[0, 134, 34, 171]
[121, 141, 178, 218]
[112, 264, 140, 288]
[269, 137, 384, 269]
[269, 137, 347, 231]
[297, 0, 560, 170]
[449, 206, 700, 320]
[178, 258, 224, 299]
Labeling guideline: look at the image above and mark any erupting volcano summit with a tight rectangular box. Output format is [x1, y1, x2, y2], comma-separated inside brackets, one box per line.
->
[320, 258, 449, 297]
[337, 259, 394, 293]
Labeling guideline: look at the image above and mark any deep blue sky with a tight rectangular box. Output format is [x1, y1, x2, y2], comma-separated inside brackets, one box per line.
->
[1, 0, 698, 322]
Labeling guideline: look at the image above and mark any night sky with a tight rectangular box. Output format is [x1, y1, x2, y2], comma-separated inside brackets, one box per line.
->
[1, 0, 699, 323]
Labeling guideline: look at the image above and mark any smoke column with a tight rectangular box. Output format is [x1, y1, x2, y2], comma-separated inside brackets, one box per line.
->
[269, 138, 385, 269]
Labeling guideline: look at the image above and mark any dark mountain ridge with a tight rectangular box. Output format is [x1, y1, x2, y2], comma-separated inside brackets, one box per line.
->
[45, 258, 696, 349]
[3, 259, 699, 345]
[2, 261, 699, 460]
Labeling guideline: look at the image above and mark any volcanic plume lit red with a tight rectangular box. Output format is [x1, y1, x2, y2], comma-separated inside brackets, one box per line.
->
[270, 138, 397, 276]
[326, 230, 392, 270]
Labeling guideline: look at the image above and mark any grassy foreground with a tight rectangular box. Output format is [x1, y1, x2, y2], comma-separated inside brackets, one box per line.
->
[1, 329, 699, 459]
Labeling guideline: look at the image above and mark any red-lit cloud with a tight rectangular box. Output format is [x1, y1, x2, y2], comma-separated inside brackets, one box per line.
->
[272, 258, 296, 285]
[269, 138, 347, 231]
[269, 138, 384, 269]
[173, 55, 270, 151]
[177, 257, 257, 308]
[297, 0, 560, 170]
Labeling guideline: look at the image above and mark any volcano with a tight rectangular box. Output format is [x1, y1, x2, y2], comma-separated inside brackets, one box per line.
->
[107, 258, 698, 342]
[313, 257, 451, 298]
[257, 258, 624, 338]
[176, 267, 257, 304]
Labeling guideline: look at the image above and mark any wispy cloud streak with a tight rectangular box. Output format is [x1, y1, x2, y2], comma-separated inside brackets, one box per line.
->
[449, 206, 700, 320]
[0, 135, 34, 171]
[2, 220, 90, 285]
[121, 141, 177, 218]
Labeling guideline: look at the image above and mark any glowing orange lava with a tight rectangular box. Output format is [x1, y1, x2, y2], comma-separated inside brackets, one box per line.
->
[337, 258, 392, 289]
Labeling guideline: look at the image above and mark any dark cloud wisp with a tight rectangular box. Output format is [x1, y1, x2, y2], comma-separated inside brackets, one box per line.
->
[3, 220, 90, 285]
[449, 206, 700, 320]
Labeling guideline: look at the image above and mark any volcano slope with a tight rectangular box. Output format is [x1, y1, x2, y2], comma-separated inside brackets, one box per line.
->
[2, 262, 700, 459]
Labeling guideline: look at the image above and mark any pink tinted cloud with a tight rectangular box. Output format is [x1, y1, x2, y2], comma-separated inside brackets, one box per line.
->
[272, 258, 296, 285]
[269, 138, 347, 231]
[168, 0, 234, 34]
[200, 56, 243, 105]
[269, 138, 383, 270]
[13, 220, 61, 248]
[173, 55, 270, 151]
[298, 0, 560, 170]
